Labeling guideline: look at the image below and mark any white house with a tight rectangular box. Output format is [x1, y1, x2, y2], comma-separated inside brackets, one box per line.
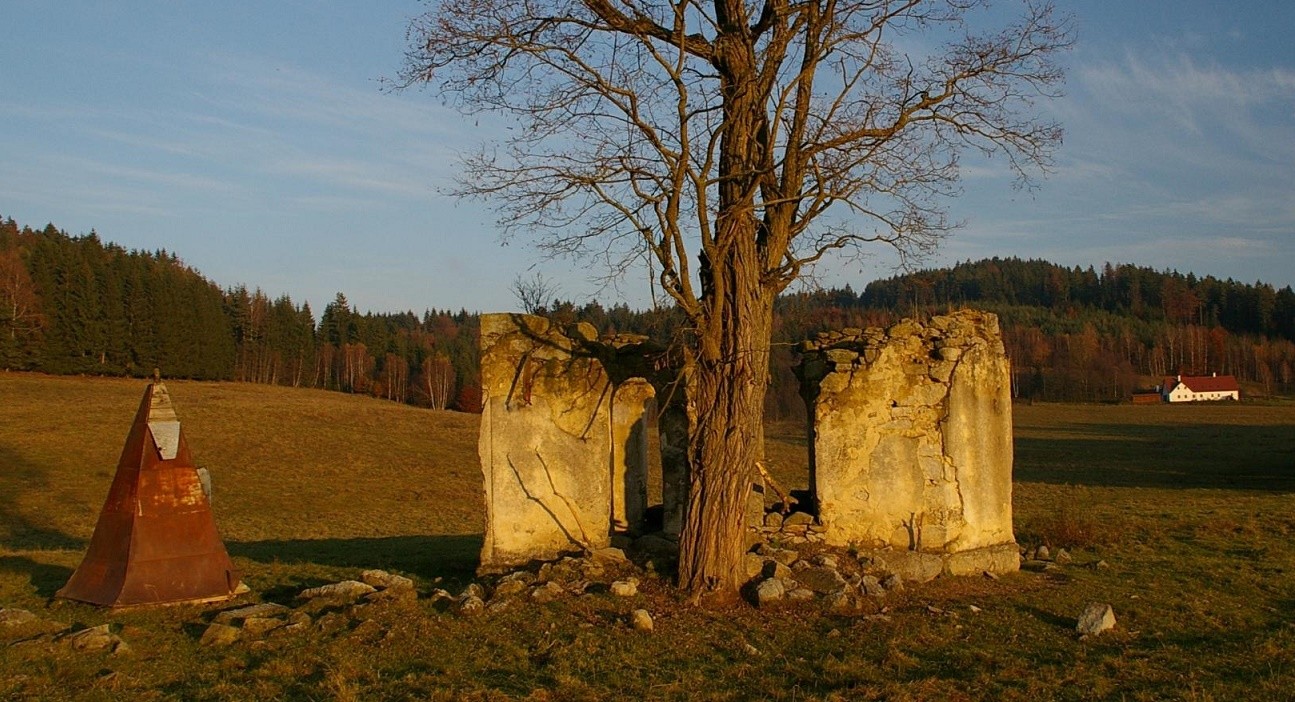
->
[1161, 374, 1240, 403]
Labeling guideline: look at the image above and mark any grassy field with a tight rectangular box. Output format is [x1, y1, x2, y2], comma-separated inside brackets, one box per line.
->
[2, 372, 1294, 700]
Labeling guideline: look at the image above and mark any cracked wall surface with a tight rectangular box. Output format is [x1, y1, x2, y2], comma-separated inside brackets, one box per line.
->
[796, 310, 1017, 573]
[478, 314, 658, 572]
[478, 314, 619, 572]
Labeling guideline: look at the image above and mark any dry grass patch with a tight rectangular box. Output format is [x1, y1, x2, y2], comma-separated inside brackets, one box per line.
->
[2, 373, 1295, 700]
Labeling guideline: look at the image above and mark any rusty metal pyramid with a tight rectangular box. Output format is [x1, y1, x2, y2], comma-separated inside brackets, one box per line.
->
[57, 381, 242, 607]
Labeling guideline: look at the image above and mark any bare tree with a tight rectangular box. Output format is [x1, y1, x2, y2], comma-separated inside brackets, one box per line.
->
[402, 0, 1070, 602]
[511, 271, 561, 315]
[0, 248, 42, 368]
[421, 353, 457, 410]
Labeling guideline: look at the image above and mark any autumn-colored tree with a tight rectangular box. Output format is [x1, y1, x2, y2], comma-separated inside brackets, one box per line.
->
[0, 247, 43, 368]
[420, 353, 456, 410]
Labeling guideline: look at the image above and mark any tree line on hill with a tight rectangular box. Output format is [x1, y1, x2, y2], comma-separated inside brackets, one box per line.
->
[850, 258, 1295, 402]
[3, 217, 1293, 415]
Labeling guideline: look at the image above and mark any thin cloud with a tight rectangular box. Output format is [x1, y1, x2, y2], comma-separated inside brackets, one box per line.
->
[1077, 50, 1295, 138]
[271, 157, 437, 198]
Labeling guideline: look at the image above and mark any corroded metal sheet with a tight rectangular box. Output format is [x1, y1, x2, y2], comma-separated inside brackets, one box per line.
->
[58, 382, 242, 608]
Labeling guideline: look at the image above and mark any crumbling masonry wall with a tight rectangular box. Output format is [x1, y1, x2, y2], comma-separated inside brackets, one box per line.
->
[477, 314, 655, 573]
[796, 310, 1018, 576]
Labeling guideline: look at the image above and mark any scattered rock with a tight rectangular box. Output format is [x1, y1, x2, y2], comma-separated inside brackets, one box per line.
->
[460, 583, 486, 601]
[764, 512, 784, 529]
[458, 595, 485, 616]
[610, 580, 638, 597]
[365, 585, 418, 605]
[742, 642, 760, 656]
[0, 609, 38, 627]
[753, 578, 786, 606]
[589, 547, 629, 565]
[1021, 560, 1059, 573]
[629, 609, 654, 632]
[537, 558, 586, 584]
[770, 548, 800, 567]
[271, 613, 312, 636]
[1077, 603, 1116, 637]
[299, 580, 376, 601]
[880, 574, 905, 593]
[213, 603, 290, 625]
[786, 588, 816, 602]
[531, 581, 566, 603]
[492, 575, 530, 600]
[983, 570, 1000, 581]
[1035, 545, 1051, 561]
[813, 554, 840, 570]
[860, 575, 886, 597]
[796, 567, 848, 594]
[360, 569, 415, 591]
[198, 623, 241, 648]
[823, 591, 855, 612]
[783, 511, 815, 527]
[428, 588, 456, 610]
[59, 625, 129, 655]
[743, 553, 765, 580]
[1054, 548, 1073, 565]
[968, 604, 983, 614]
[761, 560, 793, 581]
[1089, 560, 1110, 571]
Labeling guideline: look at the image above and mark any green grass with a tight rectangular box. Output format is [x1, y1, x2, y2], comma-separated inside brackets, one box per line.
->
[3, 372, 1294, 700]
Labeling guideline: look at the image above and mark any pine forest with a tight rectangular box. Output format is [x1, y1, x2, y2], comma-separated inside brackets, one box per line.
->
[3, 216, 1292, 417]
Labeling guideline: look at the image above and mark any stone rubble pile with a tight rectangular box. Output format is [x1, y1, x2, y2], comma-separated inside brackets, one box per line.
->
[755, 510, 828, 545]
[2, 539, 1110, 660]
[184, 567, 422, 647]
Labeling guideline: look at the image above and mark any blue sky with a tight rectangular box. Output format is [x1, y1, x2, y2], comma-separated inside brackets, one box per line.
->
[2, 1, 1292, 315]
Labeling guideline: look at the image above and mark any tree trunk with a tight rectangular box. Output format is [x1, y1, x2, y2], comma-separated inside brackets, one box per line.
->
[676, 219, 773, 601]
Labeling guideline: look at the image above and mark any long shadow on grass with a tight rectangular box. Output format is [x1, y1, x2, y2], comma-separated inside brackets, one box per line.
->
[1015, 422, 1295, 491]
[229, 534, 483, 585]
[0, 556, 74, 598]
[0, 446, 86, 550]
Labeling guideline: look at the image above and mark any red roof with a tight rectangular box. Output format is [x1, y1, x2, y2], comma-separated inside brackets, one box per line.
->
[1165, 375, 1240, 393]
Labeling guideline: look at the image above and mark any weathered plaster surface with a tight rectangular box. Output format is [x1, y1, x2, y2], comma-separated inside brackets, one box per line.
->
[797, 310, 1017, 574]
[478, 314, 615, 572]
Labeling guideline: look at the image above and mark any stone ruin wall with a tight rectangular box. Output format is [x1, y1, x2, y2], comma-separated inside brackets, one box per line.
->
[477, 313, 656, 573]
[796, 310, 1019, 576]
[477, 308, 1018, 579]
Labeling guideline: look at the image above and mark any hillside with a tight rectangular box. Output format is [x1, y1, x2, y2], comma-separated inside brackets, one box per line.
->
[5, 217, 1293, 413]
[2, 374, 1294, 699]
[764, 258, 1295, 408]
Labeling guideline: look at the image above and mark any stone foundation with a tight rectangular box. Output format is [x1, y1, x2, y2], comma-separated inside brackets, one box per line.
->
[796, 310, 1017, 574]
